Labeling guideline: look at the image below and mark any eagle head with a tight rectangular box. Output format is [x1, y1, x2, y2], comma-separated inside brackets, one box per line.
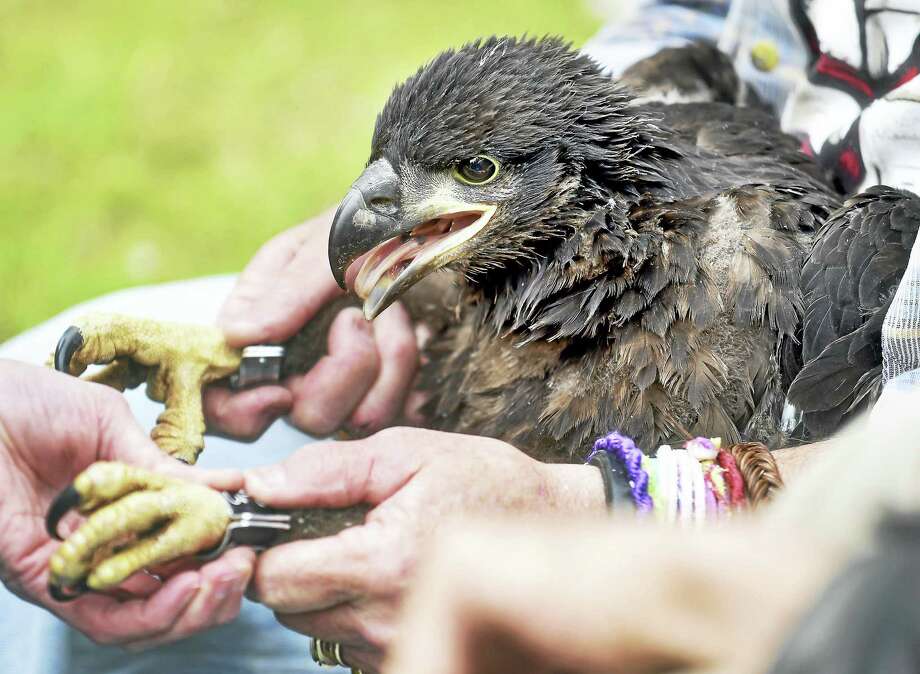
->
[328, 36, 663, 319]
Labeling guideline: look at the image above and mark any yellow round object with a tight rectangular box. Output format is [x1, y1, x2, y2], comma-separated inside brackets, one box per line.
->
[750, 40, 780, 72]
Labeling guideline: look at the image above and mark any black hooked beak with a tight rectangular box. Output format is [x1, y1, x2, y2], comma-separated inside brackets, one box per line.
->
[328, 158, 409, 288]
[329, 157, 497, 320]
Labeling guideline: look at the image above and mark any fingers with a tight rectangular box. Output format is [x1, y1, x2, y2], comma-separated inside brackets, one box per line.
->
[62, 570, 202, 646]
[300, 618, 384, 674]
[348, 303, 419, 434]
[125, 547, 256, 650]
[149, 460, 245, 494]
[336, 646, 382, 674]
[63, 547, 255, 649]
[203, 384, 293, 440]
[218, 212, 343, 347]
[276, 604, 360, 643]
[243, 429, 425, 508]
[276, 602, 396, 651]
[286, 308, 381, 436]
[250, 531, 372, 612]
[0, 363, 171, 500]
[250, 516, 413, 613]
[210, 301, 421, 441]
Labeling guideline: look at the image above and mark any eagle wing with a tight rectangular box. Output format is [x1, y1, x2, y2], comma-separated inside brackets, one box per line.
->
[788, 186, 920, 437]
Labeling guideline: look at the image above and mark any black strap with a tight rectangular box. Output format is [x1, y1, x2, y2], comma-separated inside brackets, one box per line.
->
[589, 452, 635, 512]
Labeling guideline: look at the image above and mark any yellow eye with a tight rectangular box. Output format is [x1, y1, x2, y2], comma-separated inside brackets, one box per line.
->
[453, 156, 499, 185]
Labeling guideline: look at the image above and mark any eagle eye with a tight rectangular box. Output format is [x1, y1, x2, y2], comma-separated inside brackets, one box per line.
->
[453, 156, 499, 185]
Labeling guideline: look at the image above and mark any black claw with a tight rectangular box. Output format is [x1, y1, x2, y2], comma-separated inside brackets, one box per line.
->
[45, 484, 81, 541]
[54, 326, 84, 374]
[48, 580, 89, 603]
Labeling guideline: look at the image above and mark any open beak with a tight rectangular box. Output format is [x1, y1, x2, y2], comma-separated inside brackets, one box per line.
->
[328, 158, 496, 319]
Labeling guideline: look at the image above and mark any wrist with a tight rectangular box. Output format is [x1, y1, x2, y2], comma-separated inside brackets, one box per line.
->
[543, 463, 607, 515]
[772, 441, 828, 483]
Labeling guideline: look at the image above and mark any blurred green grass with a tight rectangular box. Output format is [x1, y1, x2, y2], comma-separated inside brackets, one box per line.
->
[0, 0, 601, 341]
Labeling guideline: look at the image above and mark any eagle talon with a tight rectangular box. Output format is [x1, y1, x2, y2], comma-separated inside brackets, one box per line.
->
[45, 484, 81, 541]
[48, 580, 89, 603]
[47, 462, 233, 596]
[53, 326, 84, 374]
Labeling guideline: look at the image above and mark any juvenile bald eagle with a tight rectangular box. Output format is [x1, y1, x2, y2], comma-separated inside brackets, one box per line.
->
[326, 36, 841, 459]
[56, 37, 919, 463]
[47, 35, 920, 602]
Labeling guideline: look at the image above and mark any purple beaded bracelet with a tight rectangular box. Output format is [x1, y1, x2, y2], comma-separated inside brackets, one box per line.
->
[587, 432, 653, 513]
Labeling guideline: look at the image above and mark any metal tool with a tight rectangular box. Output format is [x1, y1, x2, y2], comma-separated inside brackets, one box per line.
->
[229, 345, 286, 389]
[198, 490, 293, 559]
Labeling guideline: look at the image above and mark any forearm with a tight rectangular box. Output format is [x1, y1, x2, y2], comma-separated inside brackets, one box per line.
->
[773, 441, 833, 484]
[544, 462, 607, 515]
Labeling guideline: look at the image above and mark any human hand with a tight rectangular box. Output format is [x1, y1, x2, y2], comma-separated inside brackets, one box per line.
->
[242, 427, 605, 673]
[0, 360, 254, 649]
[205, 209, 421, 440]
[385, 520, 842, 674]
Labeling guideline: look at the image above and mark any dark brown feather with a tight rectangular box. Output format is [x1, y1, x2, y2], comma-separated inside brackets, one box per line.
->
[788, 187, 920, 438]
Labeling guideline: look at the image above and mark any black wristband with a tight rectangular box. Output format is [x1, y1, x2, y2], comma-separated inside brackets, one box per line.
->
[589, 451, 635, 512]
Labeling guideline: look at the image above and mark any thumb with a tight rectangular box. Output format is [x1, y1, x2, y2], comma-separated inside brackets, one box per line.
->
[244, 435, 421, 509]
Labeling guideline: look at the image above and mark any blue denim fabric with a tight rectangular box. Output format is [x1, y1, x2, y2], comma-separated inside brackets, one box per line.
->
[582, 0, 730, 76]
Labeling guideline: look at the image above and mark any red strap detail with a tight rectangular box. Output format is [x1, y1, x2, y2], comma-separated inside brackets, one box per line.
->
[896, 66, 919, 89]
[800, 137, 816, 158]
[815, 54, 874, 98]
[839, 148, 862, 179]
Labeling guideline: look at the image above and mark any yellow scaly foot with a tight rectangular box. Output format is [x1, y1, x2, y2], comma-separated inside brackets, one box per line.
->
[46, 462, 231, 599]
[51, 313, 243, 463]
